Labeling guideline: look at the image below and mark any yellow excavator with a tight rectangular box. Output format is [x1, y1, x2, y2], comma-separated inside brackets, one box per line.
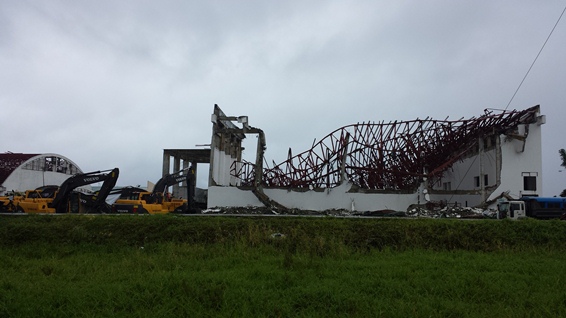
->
[15, 168, 119, 213]
[0, 191, 24, 212]
[112, 168, 196, 214]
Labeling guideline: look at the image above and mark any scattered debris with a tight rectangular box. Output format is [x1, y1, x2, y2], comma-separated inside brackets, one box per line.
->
[199, 205, 492, 219]
[406, 206, 491, 219]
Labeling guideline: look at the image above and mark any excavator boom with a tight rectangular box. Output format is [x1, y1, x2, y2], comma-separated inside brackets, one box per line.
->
[112, 167, 196, 214]
[16, 168, 119, 214]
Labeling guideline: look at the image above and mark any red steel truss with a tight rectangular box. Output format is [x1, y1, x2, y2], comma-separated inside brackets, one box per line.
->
[232, 105, 541, 191]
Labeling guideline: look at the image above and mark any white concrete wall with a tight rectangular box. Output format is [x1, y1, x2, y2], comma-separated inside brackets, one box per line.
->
[428, 121, 543, 206]
[488, 123, 543, 199]
[426, 193, 483, 208]
[208, 182, 418, 212]
[211, 148, 239, 186]
[3, 169, 72, 194]
[429, 147, 497, 207]
[207, 186, 263, 208]
[433, 149, 498, 192]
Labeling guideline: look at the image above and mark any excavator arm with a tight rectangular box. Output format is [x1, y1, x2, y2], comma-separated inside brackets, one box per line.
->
[152, 168, 192, 194]
[50, 168, 119, 213]
[91, 168, 120, 206]
[148, 167, 194, 203]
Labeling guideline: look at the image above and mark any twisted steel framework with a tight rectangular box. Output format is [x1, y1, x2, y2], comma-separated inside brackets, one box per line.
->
[232, 105, 540, 191]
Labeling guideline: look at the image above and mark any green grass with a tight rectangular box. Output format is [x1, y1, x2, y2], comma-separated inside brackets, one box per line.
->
[1, 215, 565, 317]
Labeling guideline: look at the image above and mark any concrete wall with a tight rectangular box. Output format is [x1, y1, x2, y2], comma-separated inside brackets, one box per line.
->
[211, 148, 240, 186]
[208, 182, 418, 212]
[489, 123, 543, 199]
[432, 149, 498, 192]
[428, 120, 544, 207]
[3, 170, 72, 194]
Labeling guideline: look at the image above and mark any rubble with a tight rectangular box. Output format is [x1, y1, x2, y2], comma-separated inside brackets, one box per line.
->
[200, 205, 493, 219]
[202, 206, 355, 217]
[406, 206, 491, 219]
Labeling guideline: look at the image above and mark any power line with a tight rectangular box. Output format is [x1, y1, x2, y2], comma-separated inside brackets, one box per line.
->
[505, 4, 566, 111]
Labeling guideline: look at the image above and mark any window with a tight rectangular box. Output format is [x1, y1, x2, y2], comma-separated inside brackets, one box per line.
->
[474, 175, 489, 187]
[443, 182, 451, 191]
[44, 156, 55, 171]
[523, 176, 536, 191]
[522, 172, 538, 191]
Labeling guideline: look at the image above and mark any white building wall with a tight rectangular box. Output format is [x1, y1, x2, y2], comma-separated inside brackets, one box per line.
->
[428, 121, 543, 207]
[488, 123, 543, 200]
[212, 149, 238, 186]
[3, 170, 71, 193]
[429, 148, 498, 207]
[208, 182, 418, 212]
[428, 194, 482, 208]
[434, 148, 498, 191]
[208, 186, 263, 208]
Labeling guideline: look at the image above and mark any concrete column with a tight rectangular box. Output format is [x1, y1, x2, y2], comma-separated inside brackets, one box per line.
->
[162, 152, 170, 177]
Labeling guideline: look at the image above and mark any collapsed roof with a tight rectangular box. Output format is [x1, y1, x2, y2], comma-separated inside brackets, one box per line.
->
[233, 105, 541, 191]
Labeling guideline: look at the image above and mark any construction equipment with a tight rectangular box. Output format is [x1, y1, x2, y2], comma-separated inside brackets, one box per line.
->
[112, 167, 196, 214]
[13, 185, 60, 213]
[16, 168, 119, 213]
[0, 191, 24, 212]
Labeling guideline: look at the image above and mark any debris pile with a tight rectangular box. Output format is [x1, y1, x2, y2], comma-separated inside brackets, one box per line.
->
[406, 206, 491, 219]
[202, 206, 354, 216]
[201, 205, 494, 219]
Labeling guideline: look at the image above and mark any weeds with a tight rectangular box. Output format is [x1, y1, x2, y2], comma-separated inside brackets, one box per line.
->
[1, 215, 566, 317]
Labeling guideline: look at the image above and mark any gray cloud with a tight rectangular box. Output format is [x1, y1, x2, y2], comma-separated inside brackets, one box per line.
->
[1, 0, 565, 194]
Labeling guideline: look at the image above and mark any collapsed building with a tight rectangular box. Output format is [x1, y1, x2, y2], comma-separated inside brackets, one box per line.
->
[201, 104, 545, 212]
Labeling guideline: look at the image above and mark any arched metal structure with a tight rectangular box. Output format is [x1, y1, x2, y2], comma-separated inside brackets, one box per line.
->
[0, 153, 84, 195]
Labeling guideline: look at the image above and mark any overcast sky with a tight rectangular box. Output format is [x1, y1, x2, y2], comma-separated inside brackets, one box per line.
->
[1, 1, 565, 195]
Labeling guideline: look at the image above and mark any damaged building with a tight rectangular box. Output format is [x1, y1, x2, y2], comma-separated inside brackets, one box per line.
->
[199, 104, 545, 212]
[0, 153, 84, 196]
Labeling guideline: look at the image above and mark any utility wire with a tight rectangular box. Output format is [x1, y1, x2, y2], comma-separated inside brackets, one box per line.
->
[447, 154, 478, 205]
[505, 4, 566, 111]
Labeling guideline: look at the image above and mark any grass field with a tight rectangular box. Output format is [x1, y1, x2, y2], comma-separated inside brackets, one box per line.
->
[1, 215, 565, 317]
